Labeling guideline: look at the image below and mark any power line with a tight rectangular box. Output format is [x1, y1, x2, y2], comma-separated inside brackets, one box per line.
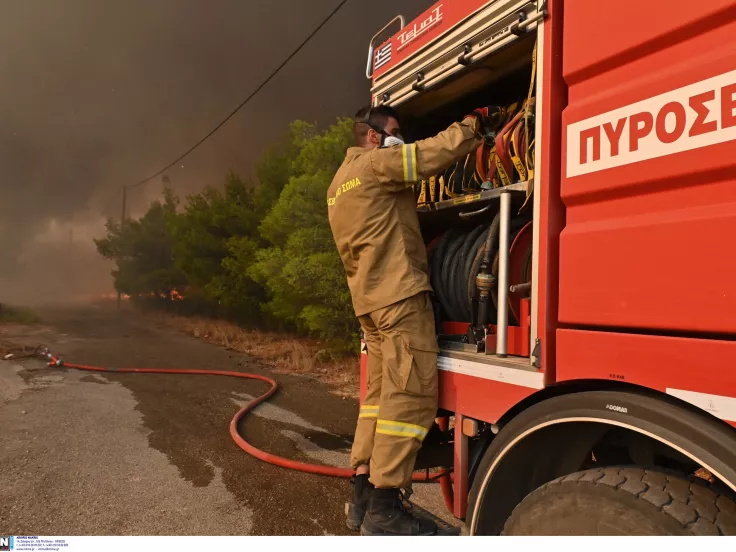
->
[128, 0, 349, 190]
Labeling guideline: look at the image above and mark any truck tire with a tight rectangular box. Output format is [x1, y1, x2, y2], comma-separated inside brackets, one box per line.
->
[502, 467, 736, 536]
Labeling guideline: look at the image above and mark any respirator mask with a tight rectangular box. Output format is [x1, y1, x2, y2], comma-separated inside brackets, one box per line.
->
[361, 107, 405, 148]
[382, 134, 405, 147]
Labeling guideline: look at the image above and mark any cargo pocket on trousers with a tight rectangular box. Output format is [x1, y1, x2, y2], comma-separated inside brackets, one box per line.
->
[398, 334, 439, 397]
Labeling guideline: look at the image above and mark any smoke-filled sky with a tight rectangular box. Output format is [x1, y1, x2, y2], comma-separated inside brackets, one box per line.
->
[0, 0, 432, 303]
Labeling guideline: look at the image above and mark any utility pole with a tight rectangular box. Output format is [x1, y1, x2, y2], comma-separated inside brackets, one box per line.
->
[121, 184, 127, 226]
[117, 185, 127, 310]
[67, 228, 74, 285]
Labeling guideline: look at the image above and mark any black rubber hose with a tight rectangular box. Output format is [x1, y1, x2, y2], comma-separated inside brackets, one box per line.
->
[447, 230, 474, 322]
[466, 213, 501, 321]
[450, 225, 486, 321]
[468, 245, 496, 325]
[430, 230, 456, 292]
[450, 226, 483, 322]
[439, 238, 461, 321]
[439, 231, 468, 321]
[482, 214, 502, 268]
[463, 227, 491, 320]
[467, 217, 530, 325]
[464, 228, 491, 298]
[431, 229, 460, 321]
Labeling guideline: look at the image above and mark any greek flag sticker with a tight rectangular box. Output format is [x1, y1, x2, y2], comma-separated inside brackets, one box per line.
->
[374, 42, 392, 71]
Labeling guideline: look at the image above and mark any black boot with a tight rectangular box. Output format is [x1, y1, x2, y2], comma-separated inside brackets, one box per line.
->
[345, 474, 373, 531]
[361, 488, 438, 536]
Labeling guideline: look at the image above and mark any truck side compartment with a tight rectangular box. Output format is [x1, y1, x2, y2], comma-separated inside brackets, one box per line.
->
[363, 0, 736, 534]
[560, 0, 736, 335]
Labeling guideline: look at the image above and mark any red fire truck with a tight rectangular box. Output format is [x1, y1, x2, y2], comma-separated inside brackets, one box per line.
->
[361, 0, 736, 535]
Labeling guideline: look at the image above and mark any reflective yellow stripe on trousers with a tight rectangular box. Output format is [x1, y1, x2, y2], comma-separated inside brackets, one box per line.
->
[359, 405, 379, 419]
[376, 419, 428, 441]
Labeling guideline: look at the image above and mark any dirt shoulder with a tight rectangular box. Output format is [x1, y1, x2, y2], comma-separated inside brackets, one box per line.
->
[150, 311, 360, 398]
[0, 321, 56, 359]
[1, 302, 361, 398]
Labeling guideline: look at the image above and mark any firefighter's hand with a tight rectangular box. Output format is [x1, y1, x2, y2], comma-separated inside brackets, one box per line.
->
[467, 107, 502, 142]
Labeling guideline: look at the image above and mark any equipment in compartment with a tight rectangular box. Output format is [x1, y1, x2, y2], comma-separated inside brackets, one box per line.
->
[416, 42, 537, 207]
[416, 42, 537, 343]
[428, 212, 531, 325]
[416, 99, 535, 205]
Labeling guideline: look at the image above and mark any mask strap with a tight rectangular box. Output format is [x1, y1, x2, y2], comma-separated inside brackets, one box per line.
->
[362, 107, 389, 143]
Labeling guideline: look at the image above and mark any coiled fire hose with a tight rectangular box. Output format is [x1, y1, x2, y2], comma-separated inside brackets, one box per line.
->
[429, 215, 530, 323]
[23, 347, 455, 512]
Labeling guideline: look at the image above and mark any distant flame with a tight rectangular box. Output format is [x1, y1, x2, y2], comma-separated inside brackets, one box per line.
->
[92, 290, 185, 302]
[157, 289, 185, 300]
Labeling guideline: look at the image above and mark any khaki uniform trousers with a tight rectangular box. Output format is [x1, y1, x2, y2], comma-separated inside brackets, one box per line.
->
[350, 292, 439, 489]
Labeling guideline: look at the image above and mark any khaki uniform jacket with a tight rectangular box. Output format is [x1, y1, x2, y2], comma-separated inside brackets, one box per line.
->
[327, 117, 481, 317]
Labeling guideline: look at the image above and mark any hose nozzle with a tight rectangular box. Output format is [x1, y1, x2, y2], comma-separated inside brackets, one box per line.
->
[475, 272, 496, 331]
[476, 272, 495, 298]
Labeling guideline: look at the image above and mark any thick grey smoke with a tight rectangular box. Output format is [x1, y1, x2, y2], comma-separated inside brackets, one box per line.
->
[0, 0, 432, 304]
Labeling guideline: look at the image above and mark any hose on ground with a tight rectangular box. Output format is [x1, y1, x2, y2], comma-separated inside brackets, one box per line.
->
[30, 350, 453, 491]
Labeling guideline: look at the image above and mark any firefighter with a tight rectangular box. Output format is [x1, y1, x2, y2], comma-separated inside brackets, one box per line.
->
[327, 105, 488, 535]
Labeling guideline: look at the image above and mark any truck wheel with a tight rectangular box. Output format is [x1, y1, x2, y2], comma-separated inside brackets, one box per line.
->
[502, 467, 736, 536]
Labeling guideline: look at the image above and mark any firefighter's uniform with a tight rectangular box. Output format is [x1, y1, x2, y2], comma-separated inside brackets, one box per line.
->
[327, 116, 481, 489]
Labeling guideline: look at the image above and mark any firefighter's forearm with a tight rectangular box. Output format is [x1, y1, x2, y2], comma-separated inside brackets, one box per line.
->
[415, 117, 480, 178]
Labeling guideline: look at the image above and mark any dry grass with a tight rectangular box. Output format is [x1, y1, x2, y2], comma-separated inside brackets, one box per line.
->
[157, 313, 360, 398]
[0, 320, 55, 360]
[0, 305, 40, 325]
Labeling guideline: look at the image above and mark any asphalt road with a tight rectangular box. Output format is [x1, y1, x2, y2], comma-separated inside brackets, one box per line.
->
[0, 304, 455, 535]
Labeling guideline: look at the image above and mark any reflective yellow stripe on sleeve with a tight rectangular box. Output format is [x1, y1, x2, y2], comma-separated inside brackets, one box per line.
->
[376, 419, 429, 441]
[402, 143, 417, 183]
[402, 144, 409, 181]
[359, 405, 380, 419]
